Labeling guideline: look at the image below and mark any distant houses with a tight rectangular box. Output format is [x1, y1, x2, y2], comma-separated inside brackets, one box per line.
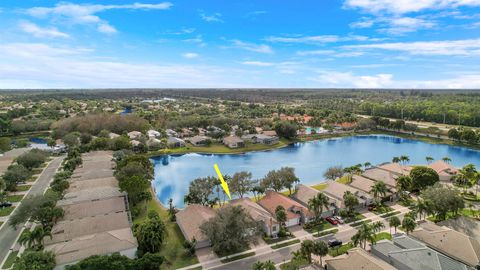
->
[326, 248, 396, 270]
[188, 135, 211, 146]
[223, 135, 245, 148]
[242, 134, 279, 145]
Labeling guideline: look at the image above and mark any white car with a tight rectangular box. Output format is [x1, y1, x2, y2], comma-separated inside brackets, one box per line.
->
[333, 216, 344, 224]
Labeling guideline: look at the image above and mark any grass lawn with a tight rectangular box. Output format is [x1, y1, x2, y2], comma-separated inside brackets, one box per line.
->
[344, 213, 366, 224]
[280, 258, 309, 270]
[380, 211, 401, 218]
[27, 176, 37, 182]
[6, 195, 24, 202]
[314, 228, 338, 238]
[427, 208, 480, 223]
[0, 206, 15, 217]
[311, 183, 328, 191]
[337, 175, 351, 184]
[134, 190, 199, 270]
[220, 252, 255, 263]
[351, 219, 372, 227]
[263, 234, 294, 245]
[271, 239, 301, 249]
[328, 242, 355, 257]
[372, 205, 394, 215]
[303, 220, 334, 233]
[1, 251, 18, 269]
[374, 232, 392, 242]
[463, 193, 480, 202]
[15, 185, 31, 192]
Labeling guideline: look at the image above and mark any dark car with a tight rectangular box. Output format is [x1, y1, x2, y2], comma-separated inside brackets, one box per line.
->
[328, 239, 342, 248]
[0, 202, 12, 208]
[325, 216, 338, 225]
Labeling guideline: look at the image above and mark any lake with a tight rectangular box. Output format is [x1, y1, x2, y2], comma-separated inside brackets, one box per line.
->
[151, 134, 480, 208]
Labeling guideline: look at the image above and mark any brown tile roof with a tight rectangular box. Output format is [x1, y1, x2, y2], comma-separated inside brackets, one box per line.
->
[377, 163, 412, 176]
[326, 248, 397, 270]
[262, 130, 277, 137]
[362, 168, 397, 188]
[45, 228, 137, 266]
[176, 204, 216, 242]
[223, 135, 244, 144]
[410, 223, 480, 267]
[429, 160, 458, 174]
[58, 186, 124, 206]
[61, 196, 127, 220]
[67, 177, 118, 192]
[257, 191, 313, 220]
[323, 181, 371, 207]
[349, 175, 376, 193]
[293, 184, 337, 211]
[230, 198, 278, 225]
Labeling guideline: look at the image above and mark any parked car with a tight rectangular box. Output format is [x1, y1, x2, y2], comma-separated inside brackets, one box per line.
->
[328, 239, 342, 248]
[0, 202, 12, 208]
[325, 216, 338, 225]
[333, 216, 344, 224]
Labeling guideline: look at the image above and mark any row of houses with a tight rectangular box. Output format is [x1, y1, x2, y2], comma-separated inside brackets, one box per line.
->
[327, 222, 480, 270]
[44, 151, 138, 269]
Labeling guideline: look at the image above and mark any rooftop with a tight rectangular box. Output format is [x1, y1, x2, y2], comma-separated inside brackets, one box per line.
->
[230, 198, 277, 225]
[61, 196, 127, 220]
[257, 191, 313, 220]
[326, 248, 397, 270]
[176, 204, 216, 242]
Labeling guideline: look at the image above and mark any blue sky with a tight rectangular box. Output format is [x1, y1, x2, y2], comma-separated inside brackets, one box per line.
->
[1, 0, 480, 88]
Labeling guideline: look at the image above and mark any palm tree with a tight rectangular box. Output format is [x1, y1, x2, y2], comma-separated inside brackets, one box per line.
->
[425, 156, 434, 164]
[275, 206, 287, 230]
[364, 162, 372, 169]
[415, 199, 430, 220]
[400, 155, 410, 165]
[19, 226, 51, 250]
[442, 156, 452, 164]
[252, 260, 275, 270]
[308, 193, 330, 222]
[392, 157, 400, 163]
[396, 175, 412, 195]
[352, 221, 384, 249]
[370, 181, 388, 202]
[251, 185, 265, 202]
[389, 216, 401, 234]
[402, 216, 416, 235]
[300, 240, 315, 263]
[312, 240, 329, 266]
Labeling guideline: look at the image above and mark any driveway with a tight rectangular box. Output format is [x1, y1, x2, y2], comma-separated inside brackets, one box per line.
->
[0, 156, 64, 263]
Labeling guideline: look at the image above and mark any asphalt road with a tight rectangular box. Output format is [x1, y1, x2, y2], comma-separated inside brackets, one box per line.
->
[0, 156, 64, 262]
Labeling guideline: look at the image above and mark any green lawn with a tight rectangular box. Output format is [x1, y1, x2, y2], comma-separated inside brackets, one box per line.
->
[16, 185, 31, 192]
[372, 205, 394, 215]
[380, 211, 401, 218]
[1, 251, 18, 269]
[220, 252, 255, 263]
[303, 220, 334, 233]
[6, 195, 24, 202]
[314, 228, 338, 238]
[427, 208, 480, 223]
[373, 232, 392, 242]
[311, 183, 328, 191]
[344, 213, 366, 224]
[133, 191, 199, 270]
[0, 206, 15, 217]
[351, 219, 372, 227]
[271, 239, 301, 249]
[263, 235, 294, 245]
[27, 176, 37, 182]
[337, 175, 351, 184]
[328, 242, 355, 257]
[280, 258, 309, 270]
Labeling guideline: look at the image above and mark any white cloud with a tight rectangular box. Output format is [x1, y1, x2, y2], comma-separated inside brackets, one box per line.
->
[184, 35, 206, 47]
[231, 40, 273, 54]
[350, 17, 375, 28]
[182, 52, 199, 59]
[19, 21, 69, 38]
[26, 2, 172, 33]
[199, 11, 223, 22]
[344, 0, 480, 14]
[313, 71, 394, 88]
[344, 38, 480, 56]
[266, 34, 378, 44]
[296, 50, 363, 57]
[241, 61, 274, 67]
[382, 17, 436, 34]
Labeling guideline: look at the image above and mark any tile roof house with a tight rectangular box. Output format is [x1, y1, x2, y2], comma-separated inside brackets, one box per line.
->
[428, 160, 458, 181]
[362, 168, 398, 191]
[262, 130, 278, 137]
[349, 175, 394, 200]
[377, 163, 412, 176]
[257, 191, 314, 227]
[167, 137, 186, 148]
[188, 135, 210, 146]
[61, 196, 127, 220]
[410, 222, 480, 268]
[323, 181, 373, 208]
[372, 235, 469, 270]
[230, 198, 279, 236]
[222, 135, 245, 148]
[176, 204, 216, 249]
[127, 131, 142, 140]
[242, 134, 279, 145]
[292, 184, 336, 217]
[325, 248, 397, 270]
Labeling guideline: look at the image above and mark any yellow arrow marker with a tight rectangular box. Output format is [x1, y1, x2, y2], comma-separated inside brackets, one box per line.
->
[214, 163, 231, 200]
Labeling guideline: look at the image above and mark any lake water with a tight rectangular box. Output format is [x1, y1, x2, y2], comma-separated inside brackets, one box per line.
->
[151, 134, 480, 208]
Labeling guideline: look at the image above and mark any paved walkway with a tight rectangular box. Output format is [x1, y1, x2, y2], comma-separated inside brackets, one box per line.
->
[0, 156, 64, 263]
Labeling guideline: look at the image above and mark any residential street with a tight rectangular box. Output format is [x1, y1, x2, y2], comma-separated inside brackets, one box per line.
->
[0, 156, 64, 263]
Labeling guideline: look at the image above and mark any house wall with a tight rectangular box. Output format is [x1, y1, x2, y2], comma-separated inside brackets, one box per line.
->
[285, 217, 300, 227]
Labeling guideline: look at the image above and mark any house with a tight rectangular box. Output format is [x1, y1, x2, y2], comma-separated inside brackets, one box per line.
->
[377, 163, 412, 176]
[180, 128, 193, 138]
[349, 175, 394, 201]
[292, 184, 336, 217]
[108, 132, 120, 139]
[363, 168, 398, 192]
[146, 137, 162, 148]
[147, 129, 161, 138]
[165, 129, 178, 137]
[230, 198, 279, 237]
[167, 137, 186, 148]
[262, 130, 278, 137]
[323, 181, 373, 208]
[257, 191, 314, 227]
[429, 160, 458, 181]
[410, 222, 480, 268]
[189, 135, 210, 146]
[242, 134, 279, 145]
[223, 135, 245, 148]
[127, 131, 142, 140]
[130, 140, 141, 147]
[325, 248, 397, 270]
[176, 204, 216, 249]
[372, 235, 469, 270]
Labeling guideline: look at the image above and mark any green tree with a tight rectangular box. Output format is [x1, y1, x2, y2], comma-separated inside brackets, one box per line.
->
[275, 205, 287, 230]
[65, 253, 133, 270]
[370, 181, 388, 201]
[200, 205, 262, 256]
[313, 240, 329, 266]
[19, 226, 52, 250]
[343, 191, 359, 216]
[16, 150, 47, 169]
[118, 175, 150, 205]
[425, 156, 434, 164]
[323, 165, 344, 181]
[184, 177, 215, 206]
[278, 167, 299, 195]
[230, 171, 255, 198]
[402, 216, 416, 235]
[351, 221, 384, 249]
[442, 156, 452, 163]
[13, 251, 56, 270]
[274, 121, 297, 139]
[252, 260, 275, 270]
[134, 211, 167, 254]
[389, 216, 401, 234]
[409, 166, 439, 191]
[63, 132, 80, 147]
[421, 183, 464, 221]
[300, 239, 315, 264]
[0, 137, 11, 152]
[3, 164, 31, 191]
[308, 193, 330, 222]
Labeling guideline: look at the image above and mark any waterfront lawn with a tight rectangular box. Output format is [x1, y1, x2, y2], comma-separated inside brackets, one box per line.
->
[0, 206, 15, 217]
[2, 251, 18, 269]
[134, 191, 199, 270]
[6, 195, 23, 202]
[328, 242, 355, 257]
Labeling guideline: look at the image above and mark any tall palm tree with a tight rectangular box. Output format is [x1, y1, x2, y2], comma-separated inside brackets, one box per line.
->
[252, 260, 275, 270]
[415, 199, 431, 220]
[425, 156, 434, 164]
[402, 216, 416, 235]
[364, 162, 372, 169]
[389, 216, 401, 234]
[400, 155, 410, 165]
[352, 222, 384, 249]
[396, 175, 412, 195]
[308, 193, 330, 222]
[312, 240, 329, 266]
[442, 156, 452, 164]
[392, 157, 400, 163]
[300, 240, 315, 263]
[370, 181, 388, 202]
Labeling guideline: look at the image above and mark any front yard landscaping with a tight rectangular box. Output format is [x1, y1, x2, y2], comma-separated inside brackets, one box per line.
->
[328, 242, 355, 257]
[280, 257, 309, 270]
[1, 251, 18, 269]
[271, 239, 301, 249]
[263, 234, 294, 245]
[303, 220, 334, 233]
[343, 213, 366, 224]
[0, 206, 15, 217]
[314, 228, 338, 238]
[371, 205, 394, 215]
[6, 195, 24, 202]
[220, 252, 255, 263]
[15, 185, 31, 192]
